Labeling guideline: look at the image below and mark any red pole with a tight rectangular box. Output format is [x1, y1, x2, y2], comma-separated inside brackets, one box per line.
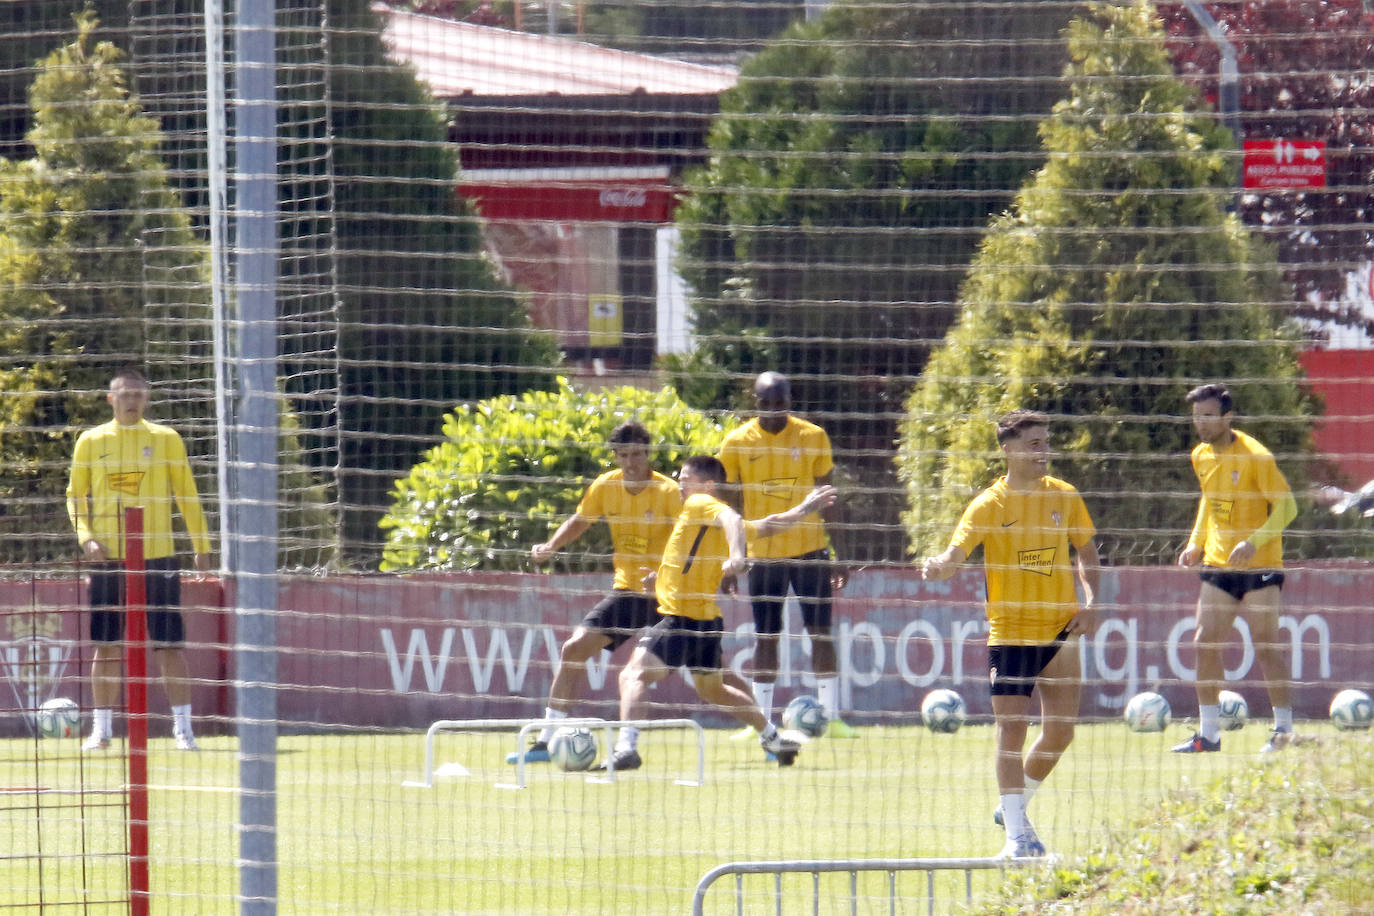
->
[124, 507, 150, 916]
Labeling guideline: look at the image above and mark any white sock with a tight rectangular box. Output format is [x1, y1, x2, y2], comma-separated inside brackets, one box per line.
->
[615, 726, 639, 754]
[816, 676, 839, 719]
[1200, 704, 1221, 742]
[172, 704, 193, 736]
[1000, 792, 1027, 838]
[1023, 776, 1043, 808]
[1273, 707, 1293, 732]
[752, 681, 775, 724]
[94, 708, 113, 738]
[538, 707, 566, 744]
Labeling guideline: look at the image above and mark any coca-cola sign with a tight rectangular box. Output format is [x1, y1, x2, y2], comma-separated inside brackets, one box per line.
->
[599, 187, 648, 208]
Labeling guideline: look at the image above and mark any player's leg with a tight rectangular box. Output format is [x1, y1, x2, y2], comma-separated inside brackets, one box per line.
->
[793, 550, 855, 737]
[1174, 579, 1239, 751]
[991, 691, 1042, 856]
[85, 567, 123, 750]
[148, 564, 197, 750]
[731, 561, 786, 740]
[1244, 582, 1294, 751]
[595, 618, 675, 770]
[687, 622, 798, 765]
[1024, 638, 1080, 784]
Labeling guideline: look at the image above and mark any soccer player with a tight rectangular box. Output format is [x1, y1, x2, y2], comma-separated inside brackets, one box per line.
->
[509, 421, 682, 764]
[921, 410, 1100, 859]
[605, 456, 837, 770]
[718, 371, 856, 741]
[66, 369, 212, 751]
[1172, 383, 1298, 756]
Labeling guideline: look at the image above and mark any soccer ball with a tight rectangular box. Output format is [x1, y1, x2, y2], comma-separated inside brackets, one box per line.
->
[1124, 691, 1171, 733]
[1217, 690, 1248, 731]
[548, 726, 598, 772]
[782, 695, 829, 738]
[1329, 688, 1373, 731]
[37, 697, 80, 739]
[920, 689, 966, 734]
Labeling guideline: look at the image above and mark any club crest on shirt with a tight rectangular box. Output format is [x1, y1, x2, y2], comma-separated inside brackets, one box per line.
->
[1231, 470, 1240, 485]
[143, 446, 153, 460]
[790, 447, 801, 462]
[1051, 511, 1062, 528]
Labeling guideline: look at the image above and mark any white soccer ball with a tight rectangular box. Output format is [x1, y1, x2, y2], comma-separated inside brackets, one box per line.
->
[548, 726, 598, 772]
[782, 695, 829, 738]
[920, 689, 967, 734]
[1329, 688, 1373, 731]
[37, 697, 80, 739]
[1217, 690, 1249, 731]
[1124, 691, 1171, 733]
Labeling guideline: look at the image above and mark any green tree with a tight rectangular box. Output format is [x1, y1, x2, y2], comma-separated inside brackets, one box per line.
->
[674, 0, 1073, 442]
[896, 1, 1319, 565]
[380, 379, 737, 572]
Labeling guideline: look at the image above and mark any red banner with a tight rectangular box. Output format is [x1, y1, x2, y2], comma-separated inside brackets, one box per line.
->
[1243, 139, 1326, 189]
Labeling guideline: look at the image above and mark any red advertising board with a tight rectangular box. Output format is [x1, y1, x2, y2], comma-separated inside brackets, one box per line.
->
[1243, 139, 1326, 189]
[459, 177, 675, 222]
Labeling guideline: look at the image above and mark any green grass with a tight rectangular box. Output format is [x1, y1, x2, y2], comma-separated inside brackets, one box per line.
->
[2, 722, 1370, 914]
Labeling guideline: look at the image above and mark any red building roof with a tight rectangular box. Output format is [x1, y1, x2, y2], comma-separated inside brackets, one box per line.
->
[379, 6, 738, 98]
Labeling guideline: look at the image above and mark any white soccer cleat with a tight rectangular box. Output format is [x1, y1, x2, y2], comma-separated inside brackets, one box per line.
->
[82, 733, 111, 752]
[174, 731, 199, 752]
[998, 829, 1048, 860]
[1259, 728, 1293, 755]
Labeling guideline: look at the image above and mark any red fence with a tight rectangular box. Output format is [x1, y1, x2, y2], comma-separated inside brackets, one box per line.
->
[2, 564, 1368, 737]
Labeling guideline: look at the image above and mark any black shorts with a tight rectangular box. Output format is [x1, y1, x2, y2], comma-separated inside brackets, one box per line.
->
[583, 590, 656, 652]
[1199, 568, 1285, 602]
[641, 614, 724, 673]
[988, 627, 1070, 698]
[88, 557, 185, 645]
[748, 548, 833, 635]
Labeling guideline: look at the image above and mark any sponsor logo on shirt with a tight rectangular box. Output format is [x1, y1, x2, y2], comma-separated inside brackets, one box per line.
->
[107, 471, 144, 496]
[762, 477, 799, 502]
[1212, 499, 1235, 524]
[1018, 546, 1056, 577]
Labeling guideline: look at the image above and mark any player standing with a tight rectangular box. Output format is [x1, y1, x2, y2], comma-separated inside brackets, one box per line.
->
[509, 421, 681, 765]
[719, 371, 856, 741]
[607, 456, 837, 770]
[921, 410, 1100, 858]
[66, 369, 212, 751]
[1172, 383, 1298, 756]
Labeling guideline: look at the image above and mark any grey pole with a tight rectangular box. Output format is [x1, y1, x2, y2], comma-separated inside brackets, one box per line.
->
[1182, 0, 1242, 144]
[233, 1, 280, 913]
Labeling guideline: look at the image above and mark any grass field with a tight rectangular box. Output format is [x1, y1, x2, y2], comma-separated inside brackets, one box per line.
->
[2, 720, 1371, 914]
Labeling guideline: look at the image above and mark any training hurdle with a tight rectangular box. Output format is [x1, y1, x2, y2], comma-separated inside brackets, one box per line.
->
[691, 856, 1048, 916]
[402, 717, 707, 790]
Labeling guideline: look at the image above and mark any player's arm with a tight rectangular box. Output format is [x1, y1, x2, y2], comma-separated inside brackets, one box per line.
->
[1066, 537, 1102, 635]
[752, 485, 838, 539]
[717, 505, 749, 581]
[167, 432, 212, 564]
[920, 546, 967, 581]
[1178, 497, 1207, 566]
[66, 437, 104, 561]
[1230, 489, 1298, 566]
[531, 513, 594, 563]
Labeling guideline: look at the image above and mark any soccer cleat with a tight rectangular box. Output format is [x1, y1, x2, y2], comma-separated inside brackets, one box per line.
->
[760, 731, 801, 767]
[505, 740, 551, 765]
[592, 748, 642, 772]
[1259, 728, 1293, 755]
[174, 731, 199, 752]
[825, 717, 860, 739]
[728, 725, 760, 742]
[999, 830, 1048, 860]
[82, 733, 111, 752]
[1171, 732, 1221, 753]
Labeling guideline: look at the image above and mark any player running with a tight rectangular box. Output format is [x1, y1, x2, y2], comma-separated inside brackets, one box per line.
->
[921, 410, 1100, 859]
[508, 421, 681, 764]
[1172, 383, 1298, 756]
[606, 456, 837, 770]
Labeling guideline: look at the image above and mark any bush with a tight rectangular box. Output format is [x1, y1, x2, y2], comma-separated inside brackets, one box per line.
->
[379, 379, 738, 571]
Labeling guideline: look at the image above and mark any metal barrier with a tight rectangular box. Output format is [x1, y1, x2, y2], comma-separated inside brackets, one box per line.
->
[691, 856, 1044, 916]
[401, 717, 707, 790]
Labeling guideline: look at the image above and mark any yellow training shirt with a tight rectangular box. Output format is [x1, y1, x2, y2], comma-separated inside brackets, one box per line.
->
[947, 475, 1095, 646]
[575, 469, 681, 591]
[656, 493, 756, 622]
[67, 419, 211, 562]
[1187, 429, 1291, 570]
[717, 415, 833, 560]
